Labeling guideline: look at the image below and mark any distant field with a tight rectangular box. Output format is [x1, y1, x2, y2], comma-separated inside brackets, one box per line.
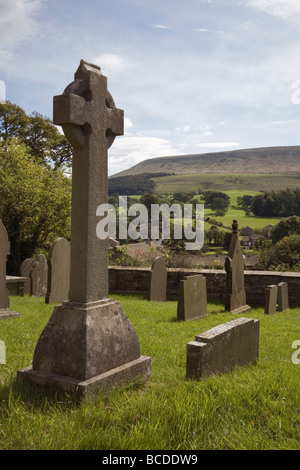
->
[211, 190, 282, 230]
[152, 173, 300, 194]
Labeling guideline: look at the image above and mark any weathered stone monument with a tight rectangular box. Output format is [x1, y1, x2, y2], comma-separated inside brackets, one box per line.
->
[46, 238, 70, 304]
[20, 257, 36, 295]
[264, 285, 278, 315]
[30, 254, 48, 297]
[0, 219, 20, 319]
[149, 256, 167, 301]
[277, 282, 289, 312]
[177, 274, 207, 321]
[225, 220, 251, 314]
[18, 60, 151, 395]
[20, 254, 48, 297]
[186, 317, 259, 378]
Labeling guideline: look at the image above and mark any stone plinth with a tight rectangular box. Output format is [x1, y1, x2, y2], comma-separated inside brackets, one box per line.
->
[186, 317, 259, 379]
[18, 298, 151, 395]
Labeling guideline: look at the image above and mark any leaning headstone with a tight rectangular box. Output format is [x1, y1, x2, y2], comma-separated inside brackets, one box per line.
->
[30, 254, 48, 297]
[186, 317, 259, 378]
[225, 220, 251, 314]
[177, 274, 207, 321]
[264, 285, 278, 315]
[20, 257, 36, 295]
[46, 238, 70, 304]
[149, 256, 167, 301]
[18, 60, 151, 395]
[277, 282, 289, 312]
[0, 219, 20, 319]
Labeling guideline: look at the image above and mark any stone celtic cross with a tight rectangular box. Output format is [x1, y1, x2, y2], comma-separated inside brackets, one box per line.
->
[18, 61, 151, 396]
[53, 60, 124, 303]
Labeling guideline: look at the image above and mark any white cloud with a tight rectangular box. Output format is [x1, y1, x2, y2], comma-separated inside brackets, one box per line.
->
[151, 24, 171, 29]
[194, 28, 230, 36]
[92, 54, 129, 76]
[197, 142, 240, 148]
[124, 117, 134, 134]
[108, 135, 178, 175]
[247, 0, 300, 24]
[0, 0, 43, 47]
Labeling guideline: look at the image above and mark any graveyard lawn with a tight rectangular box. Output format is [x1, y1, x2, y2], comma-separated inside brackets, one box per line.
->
[0, 294, 300, 450]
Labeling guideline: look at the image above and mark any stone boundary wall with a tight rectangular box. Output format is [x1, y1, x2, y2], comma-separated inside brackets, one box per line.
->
[108, 266, 300, 307]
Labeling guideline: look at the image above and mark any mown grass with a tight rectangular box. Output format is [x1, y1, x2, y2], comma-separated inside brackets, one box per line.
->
[0, 293, 300, 450]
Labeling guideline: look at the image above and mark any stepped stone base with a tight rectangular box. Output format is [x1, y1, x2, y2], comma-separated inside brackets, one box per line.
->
[17, 298, 151, 396]
[18, 356, 151, 396]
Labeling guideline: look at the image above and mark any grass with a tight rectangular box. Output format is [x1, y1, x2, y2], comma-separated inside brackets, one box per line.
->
[153, 173, 300, 195]
[1, 293, 300, 450]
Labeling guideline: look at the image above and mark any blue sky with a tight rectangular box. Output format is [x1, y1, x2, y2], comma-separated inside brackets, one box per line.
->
[1, 0, 300, 175]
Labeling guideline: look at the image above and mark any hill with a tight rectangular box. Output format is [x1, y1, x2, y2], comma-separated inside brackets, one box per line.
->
[111, 146, 300, 178]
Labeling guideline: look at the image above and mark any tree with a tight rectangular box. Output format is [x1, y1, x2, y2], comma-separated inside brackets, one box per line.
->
[205, 226, 224, 246]
[0, 101, 72, 170]
[270, 216, 300, 244]
[258, 234, 300, 271]
[211, 197, 229, 216]
[201, 190, 230, 215]
[0, 140, 71, 274]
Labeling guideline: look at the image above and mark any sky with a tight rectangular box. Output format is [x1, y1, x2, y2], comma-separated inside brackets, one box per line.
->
[1, 0, 300, 176]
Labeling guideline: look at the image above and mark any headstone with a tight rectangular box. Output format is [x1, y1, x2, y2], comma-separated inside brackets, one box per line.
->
[46, 238, 70, 304]
[149, 256, 167, 301]
[0, 220, 10, 312]
[30, 254, 48, 297]
[277, 282, 289, 312]
[0, 219, 20, 318]
[20, 258, 35, 295]
[264, 285, 278, 315]
[186, 317, 259, 378]
[177, 274, 207, 321]
[18, 60, 151, 395]
[225, 220, 251, 314]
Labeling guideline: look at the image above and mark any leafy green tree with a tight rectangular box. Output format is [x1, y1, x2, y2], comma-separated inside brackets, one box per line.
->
[258, 234, 300, 271]
[270, 216, 300, 244]
[211, 197, 229, 216]
[0, 140, 71, 274]
[0, 101, 72, 170]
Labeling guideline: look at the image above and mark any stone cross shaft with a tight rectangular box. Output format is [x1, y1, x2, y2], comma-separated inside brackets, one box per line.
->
[53, 60, 124, 303]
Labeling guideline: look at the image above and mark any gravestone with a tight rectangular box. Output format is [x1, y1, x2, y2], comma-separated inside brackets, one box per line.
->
[46, 238, 70, 304]
[264, 285, 278, 315]
[0, 219, 20, 318]
[277, 282, 289, 312]
[30, 254, 48, 297]
[149, 256, 167, 301]
[20, 258, 35, 295]
[177, 274, 207, 321]
[225, 220, 251, 314]
[186, 317, 259, 378]
[18, 60, 151, 395]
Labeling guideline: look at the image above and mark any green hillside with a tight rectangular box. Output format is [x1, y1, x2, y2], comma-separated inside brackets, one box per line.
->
[152, 173, 300, 194]
[112, 146, 300, 178]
